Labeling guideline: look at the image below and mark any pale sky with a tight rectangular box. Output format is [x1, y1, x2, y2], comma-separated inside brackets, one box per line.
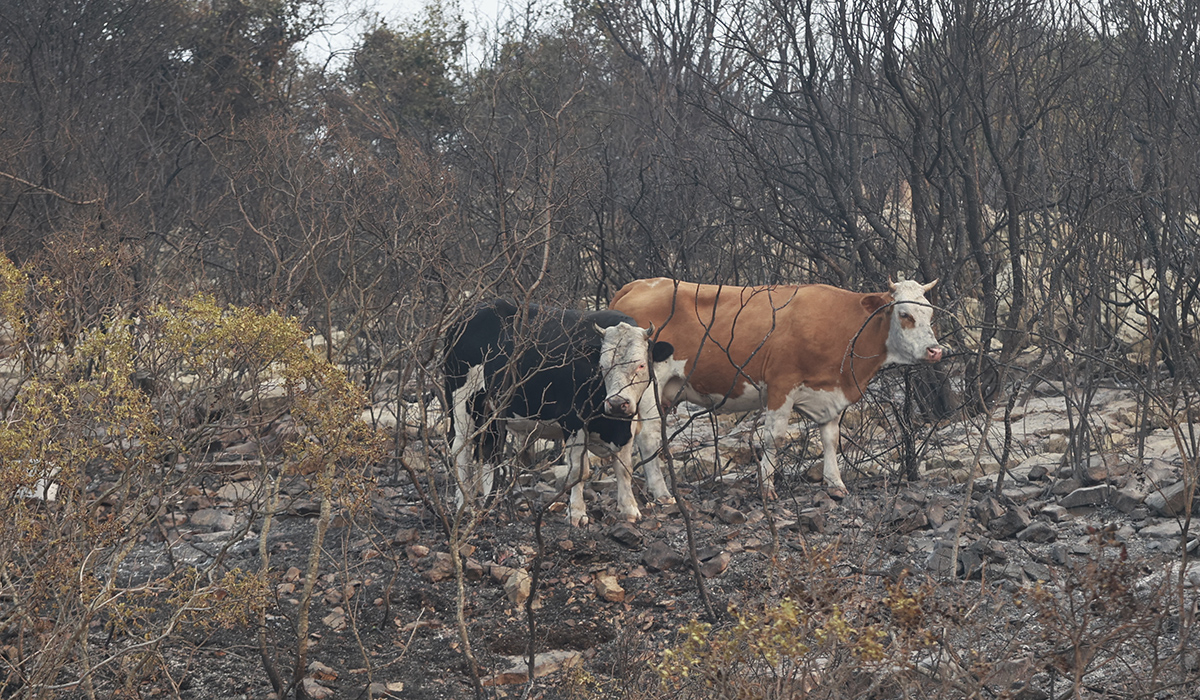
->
[302, 0, 508, 68]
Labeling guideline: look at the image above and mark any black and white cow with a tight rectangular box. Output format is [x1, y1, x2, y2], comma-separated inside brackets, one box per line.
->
[444, 300, 673, 526]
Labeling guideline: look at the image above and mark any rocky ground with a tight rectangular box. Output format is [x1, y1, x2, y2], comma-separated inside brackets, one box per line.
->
[96, 378, 1200, 700]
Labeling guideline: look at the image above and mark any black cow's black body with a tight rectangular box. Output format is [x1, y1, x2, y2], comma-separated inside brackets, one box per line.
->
[444, 300, 635, 458]
[444, 299, 670, 525]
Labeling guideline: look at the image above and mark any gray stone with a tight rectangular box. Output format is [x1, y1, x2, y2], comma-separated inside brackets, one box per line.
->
[1016, 522, 1058, 543]
[1144, 460, 1177, 487]
[190, 508, 235, 531]
[973, 494, 1005, 527]
[715, 504, 746, 524]
[642, 541, 686, 572]
[794, 509, 827, 533]
[925, 541, 958, 577]
[1002, 485, 1045, 503]
[698, 551, 731, 578]
[989, 508, 1032, 539]
[1023, 561, 1052, 582]
[1139, 520, 1186, 539]
[1145, 481, 1189, 517]
[1111, 487, 1145, 514]
[607, 523, 643, 549]
[1040, 504, 1070, 522]
[1058, 485, 1111, 509]
[1051, 478, 1083, 496]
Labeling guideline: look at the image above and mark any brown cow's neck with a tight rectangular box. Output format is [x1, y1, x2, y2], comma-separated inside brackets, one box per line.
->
[839, 300, 891, 403]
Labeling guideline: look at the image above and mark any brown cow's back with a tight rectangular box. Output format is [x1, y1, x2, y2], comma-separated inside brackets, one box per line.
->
[610, 278, 892, 406]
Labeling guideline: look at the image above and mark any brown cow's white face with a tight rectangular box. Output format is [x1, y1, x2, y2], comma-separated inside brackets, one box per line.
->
[597, 323, 660, 417]
[885, 280, 944, 365]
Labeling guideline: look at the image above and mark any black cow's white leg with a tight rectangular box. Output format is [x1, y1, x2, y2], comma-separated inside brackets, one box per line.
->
[450, 364, 486, 510]
[635, 388, 672, 502]
[613, 438, 641, 523]
[757, 395, 796, 500]
[565, 430, 591, 527]
[819, 415, 847, 498]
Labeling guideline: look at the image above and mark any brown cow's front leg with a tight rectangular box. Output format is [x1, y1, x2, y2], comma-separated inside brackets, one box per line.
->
[757, 397, 795, 501]
[820, 416, 848, 499]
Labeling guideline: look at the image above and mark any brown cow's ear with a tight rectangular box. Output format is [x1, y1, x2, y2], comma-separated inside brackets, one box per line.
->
[861, 295, 889, 314]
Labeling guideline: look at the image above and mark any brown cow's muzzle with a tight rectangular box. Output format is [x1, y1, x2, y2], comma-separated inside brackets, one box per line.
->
[606, 396, 635, 416]
[925, 346, 944, 363]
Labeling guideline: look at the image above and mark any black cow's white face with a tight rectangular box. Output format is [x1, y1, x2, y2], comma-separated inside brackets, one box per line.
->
[596, 322, 659, 417]
[886, 279, 944, 365]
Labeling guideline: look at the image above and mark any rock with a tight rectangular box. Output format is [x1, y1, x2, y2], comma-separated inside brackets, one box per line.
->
[465, 558, 485, 581]
[407, 544, 430, 561]
[1139, 520, 1186, 539]
[1002, 485, 1044, 503]
[1058, 485, 1110, 509]
[394, 528, 419, 544]
[481, 650, 583, 686]
[1083, 457, 1129, 484]
[642, 541, 686, 572]
[989, 508, 1031, 539]
[301, 677, 334, 699]
[699, 551, 731, 578]
[1110, 487, 1145, 514]
[594, 572, 625, 602]
[426, 552, 455, 582]
[1145, 481, 1189, 516]
[1009, 681, 1049, 700]
[973, 495, 1005, 527]
[926, 541, 954, 576]
[308, 661, 338, 681]
[1144, 460, 1177, 487]
[608, 522, 643, 549]
[1039, 504, 1070, 522]
[490, 565, 515, 584]
[1027, 465, 1050, 481]
[1051, 478, 1083, 496]
[969, 538, 1008, 563]
[1016, 522, 1058, 543]
[1023, 561, 1052, 582]
[503, 568, 532, 605]
[715, 504, 746, 524]
[190, 508, 235, 531]
[216, 480, 257, 502]
[321, 608, 346, 631]
[794, 509, 827, 533]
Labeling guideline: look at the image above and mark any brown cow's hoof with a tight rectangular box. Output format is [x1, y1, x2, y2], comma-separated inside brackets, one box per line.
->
[827, 487, 849, 500]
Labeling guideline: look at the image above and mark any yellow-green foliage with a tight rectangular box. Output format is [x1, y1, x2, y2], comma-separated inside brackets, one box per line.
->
[654, 558, 937, 699]
[0, 266, 382, 693]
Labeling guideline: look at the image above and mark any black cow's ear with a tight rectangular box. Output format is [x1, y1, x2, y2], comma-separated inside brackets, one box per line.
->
[651, 341, 674, 363]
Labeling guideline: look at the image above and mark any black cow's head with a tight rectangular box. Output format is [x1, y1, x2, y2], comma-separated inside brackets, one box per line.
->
[595, 322, 673, 417]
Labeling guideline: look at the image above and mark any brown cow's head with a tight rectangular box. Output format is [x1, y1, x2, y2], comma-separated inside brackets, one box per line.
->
[884, 279, 943, 365]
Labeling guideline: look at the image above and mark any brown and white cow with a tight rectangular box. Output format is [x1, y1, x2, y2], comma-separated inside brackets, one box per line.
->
[610, 278, 943, 499]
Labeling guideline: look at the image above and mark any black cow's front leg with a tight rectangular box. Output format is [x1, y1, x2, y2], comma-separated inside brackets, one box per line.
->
[613, 436, 640, 523]
[565, 429, 591, 527]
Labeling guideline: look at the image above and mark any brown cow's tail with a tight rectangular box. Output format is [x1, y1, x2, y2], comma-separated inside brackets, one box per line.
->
[609, 284, 631, 308]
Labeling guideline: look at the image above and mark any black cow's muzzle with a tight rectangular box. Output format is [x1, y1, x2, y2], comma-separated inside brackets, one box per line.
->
[605, 395, 635, 417]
